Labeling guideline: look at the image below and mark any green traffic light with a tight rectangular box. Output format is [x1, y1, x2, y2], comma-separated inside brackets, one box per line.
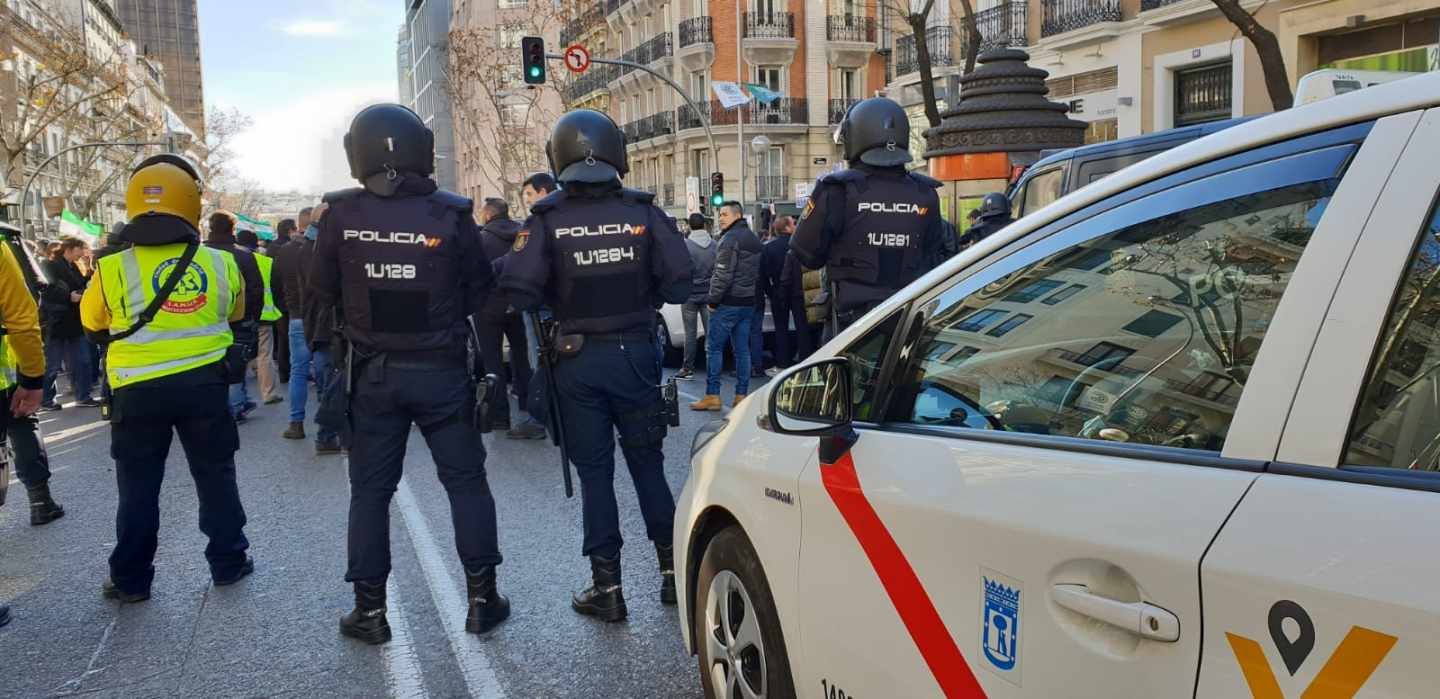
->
[528, 66, 542, 78]
[710, 194, 723, 206]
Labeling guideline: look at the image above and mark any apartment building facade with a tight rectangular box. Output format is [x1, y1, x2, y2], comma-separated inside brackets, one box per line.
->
[558, 0, 889, 218]
[450, 0, 566, 203]
[116, 0, 204, 139]
[885, 0, 1440, 152]
[406, 0, 457, 192]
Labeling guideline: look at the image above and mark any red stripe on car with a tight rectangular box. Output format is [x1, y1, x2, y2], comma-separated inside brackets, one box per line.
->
[820, 451, 988, 699]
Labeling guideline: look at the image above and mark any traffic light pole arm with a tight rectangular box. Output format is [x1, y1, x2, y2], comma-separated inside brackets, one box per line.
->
[549, 54, 719, 183]
[17, 140, 169, 239]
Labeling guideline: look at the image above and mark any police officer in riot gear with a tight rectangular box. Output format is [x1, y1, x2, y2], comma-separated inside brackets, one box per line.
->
[791, 97, 952, 335]
[500, 109, 691, 622]
[310, 103, 508, 645]
[961, 192, 1014, 248]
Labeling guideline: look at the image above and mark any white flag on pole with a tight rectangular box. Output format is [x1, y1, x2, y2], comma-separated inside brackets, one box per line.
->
[712, 81, 751, 110]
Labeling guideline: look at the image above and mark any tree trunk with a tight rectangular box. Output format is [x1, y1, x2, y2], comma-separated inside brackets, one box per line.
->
[911, 16, 942, 128]
[1210, 0, 1293, 111]
[958, 0, 982, 76]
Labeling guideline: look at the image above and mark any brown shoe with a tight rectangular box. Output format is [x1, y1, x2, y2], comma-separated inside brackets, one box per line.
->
[282, 422, 306, 440]
[732, 394, 747, 407]
[689, 395, 722, 411]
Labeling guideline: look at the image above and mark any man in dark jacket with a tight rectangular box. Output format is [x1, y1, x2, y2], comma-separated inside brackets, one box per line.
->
[270, 218, 297, 383]
[675, 212, 715, 381]
[39, 237, 94, 410]
[763, 215, 807, 371]
[299, 203, 340, 454]
[690, 201, 761, 410]
[206, 213, 264, 422]
[273, 214, 315, 439]
[475, 198, 543, 439]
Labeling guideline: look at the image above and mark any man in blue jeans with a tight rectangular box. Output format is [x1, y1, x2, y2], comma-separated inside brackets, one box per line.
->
[690, 201, 762, 411]
[275, 207, 340, 452]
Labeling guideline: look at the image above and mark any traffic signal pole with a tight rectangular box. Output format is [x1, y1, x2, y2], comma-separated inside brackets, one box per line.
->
[547, 53, 719, 192]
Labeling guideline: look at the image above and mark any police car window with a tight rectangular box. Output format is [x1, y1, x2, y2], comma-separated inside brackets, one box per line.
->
[892, 179, 1339, 449]
[1345, 201, 1440, 474]
[1021, 167, 1064, 218]
[842, 312, 902, 423]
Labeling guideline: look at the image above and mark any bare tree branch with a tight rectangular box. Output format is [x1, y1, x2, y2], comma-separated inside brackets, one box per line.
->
[1210, 0, 1293, 111]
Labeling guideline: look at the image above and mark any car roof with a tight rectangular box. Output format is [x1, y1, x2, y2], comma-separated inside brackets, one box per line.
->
[1025, 116, 1258, 174]
[844, 72, 1440, 345]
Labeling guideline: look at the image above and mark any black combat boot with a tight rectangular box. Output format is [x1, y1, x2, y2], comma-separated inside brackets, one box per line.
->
[657, 543, 677, 606]
[572, 555, 627, 622]
[464, 566, 511, 635]
[339, 579, 391, 645]
[27, 483, 64, 526]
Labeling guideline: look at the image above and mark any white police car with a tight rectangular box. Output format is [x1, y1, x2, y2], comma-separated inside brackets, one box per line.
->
[675, 72, 1440, 698]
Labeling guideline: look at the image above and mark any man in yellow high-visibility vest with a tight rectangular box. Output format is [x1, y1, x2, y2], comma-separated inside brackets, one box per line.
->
[0, 227, 47, 629]
[247, 229, 283, 405]
[81, 154, 254, 603]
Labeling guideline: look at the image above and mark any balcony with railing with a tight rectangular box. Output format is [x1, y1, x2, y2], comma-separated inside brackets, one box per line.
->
[826, 15, 877, 68]
[622, 119, 641, 143]
[642, 31, 673, 69]
[743, 11, 798, 66]
[678, 16, 715, 71]
[893, 26, 954, 79]
[1041, 0, 1124, 47]
[561, 2, 604, 46]
[709, 98, 809, 126]
[677, 105, 705, 131]
[828, 98, 858, 125]
[969, 1, 1029, 53]
[647, 111, 674, 139]
[563, 63, 615, 104]
[755, 175, 790, 202]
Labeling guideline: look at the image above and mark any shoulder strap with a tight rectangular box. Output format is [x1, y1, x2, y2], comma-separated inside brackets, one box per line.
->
[108, 242, 201, 343]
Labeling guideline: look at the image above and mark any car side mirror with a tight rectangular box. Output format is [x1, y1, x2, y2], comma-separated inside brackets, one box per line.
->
[766, 358, 853, 436]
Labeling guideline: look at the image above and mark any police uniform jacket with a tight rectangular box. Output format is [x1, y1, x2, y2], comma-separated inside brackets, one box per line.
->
[961, 214, 1014, 248]
[308, 175, 492, 359]
[498, 181, 690, 336]
[790, 164, 948, 312]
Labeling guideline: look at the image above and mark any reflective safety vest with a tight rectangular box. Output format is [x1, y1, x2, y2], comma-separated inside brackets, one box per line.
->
[0, 340, 16, 392]
[255, 253, 281, 322]
[99, 243, 239, 389]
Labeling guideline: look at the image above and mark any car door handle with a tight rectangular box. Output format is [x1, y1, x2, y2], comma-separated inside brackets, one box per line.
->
[1051, 584, 1180, 642]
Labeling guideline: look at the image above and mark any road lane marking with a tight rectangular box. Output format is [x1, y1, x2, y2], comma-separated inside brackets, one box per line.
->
[383, 578, 429, 699]
[396, 478, 505, 698]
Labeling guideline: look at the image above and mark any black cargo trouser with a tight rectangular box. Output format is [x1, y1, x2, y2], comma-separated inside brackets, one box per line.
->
[108, 363, 249, 594]
[346, 361, 501, 582]
[475, 313, 531, 428]
[554, 336, 674, 560]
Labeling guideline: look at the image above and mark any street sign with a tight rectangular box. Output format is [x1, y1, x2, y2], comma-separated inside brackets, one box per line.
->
[564, 44, 591, 74]
[685, 176, 699, 215]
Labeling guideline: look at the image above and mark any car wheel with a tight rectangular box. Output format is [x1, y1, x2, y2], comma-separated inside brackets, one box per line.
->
[694, 526, 796, 699]
[657, 315, 681, 368]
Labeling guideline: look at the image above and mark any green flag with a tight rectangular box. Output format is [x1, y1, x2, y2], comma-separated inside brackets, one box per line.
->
[58, 209, 103, 244]
[235, 213, 276, 241]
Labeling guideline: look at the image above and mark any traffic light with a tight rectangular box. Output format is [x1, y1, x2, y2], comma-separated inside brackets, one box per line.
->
[521, 36, 546, 85]
[709, 171, 724, 207]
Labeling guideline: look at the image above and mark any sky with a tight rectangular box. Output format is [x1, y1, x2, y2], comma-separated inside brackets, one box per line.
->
[198, 0, 405, 194]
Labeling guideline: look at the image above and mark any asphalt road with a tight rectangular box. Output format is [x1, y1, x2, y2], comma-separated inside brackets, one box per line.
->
[0, 369, 752, 698]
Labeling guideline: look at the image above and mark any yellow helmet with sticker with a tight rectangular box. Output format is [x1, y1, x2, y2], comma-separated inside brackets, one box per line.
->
[125, 154, 204, 228]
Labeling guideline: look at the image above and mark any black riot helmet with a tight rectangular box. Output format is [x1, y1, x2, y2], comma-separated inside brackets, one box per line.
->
[547, 109, 628, 184]
[839, 97, 912, 168]
[978, 192, 1011, 221]
[344, 103, 435, 182]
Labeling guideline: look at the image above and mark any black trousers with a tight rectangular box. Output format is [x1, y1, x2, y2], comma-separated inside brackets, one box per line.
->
[554, 337, 674, 560]
[475, 313, 531, 427]
[770, 292, 815, 369]
[275, 313, 291, 382]
[8, 414, 50, 489]
[108, 364, 248, 594]
[346, 363, 500, 582]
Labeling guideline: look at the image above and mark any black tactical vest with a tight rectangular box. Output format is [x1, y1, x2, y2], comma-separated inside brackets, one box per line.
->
[326, 188, 470, 354]
[537, 188, 659, 335]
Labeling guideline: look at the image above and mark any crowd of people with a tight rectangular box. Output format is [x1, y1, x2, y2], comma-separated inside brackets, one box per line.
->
[0, 96, 1016, 641]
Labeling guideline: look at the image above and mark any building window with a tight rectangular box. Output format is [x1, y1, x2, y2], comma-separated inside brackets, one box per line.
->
[1123, 310, 1185, 338]
[1041, 284, 1085, 305]
[755, 66, 782, 92]
[953, 308, 1007, 333]
[1174, 61, 1232, 127]
[1074, 341, 1135, 369]
[986, 313, 1033, 337]
[1004, 279, 1064, 303]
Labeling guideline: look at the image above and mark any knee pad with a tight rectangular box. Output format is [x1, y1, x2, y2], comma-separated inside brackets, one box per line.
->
[616, 401, 666, 450]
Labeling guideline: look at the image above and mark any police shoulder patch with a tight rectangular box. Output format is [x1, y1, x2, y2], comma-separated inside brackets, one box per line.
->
[513, 229, 530, 252]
